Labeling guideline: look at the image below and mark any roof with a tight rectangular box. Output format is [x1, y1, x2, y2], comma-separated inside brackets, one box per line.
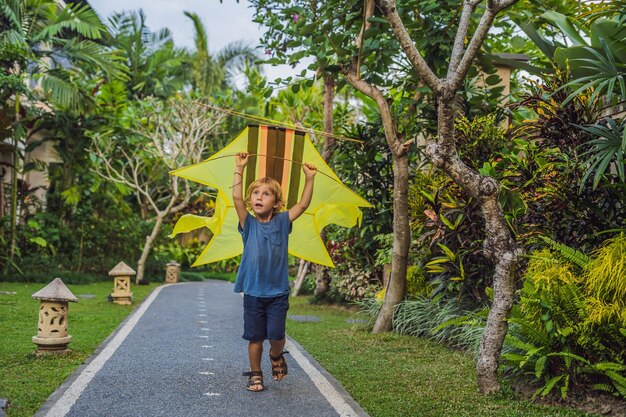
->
[32, 278, 78, 302]
[108, 261, 137, 276]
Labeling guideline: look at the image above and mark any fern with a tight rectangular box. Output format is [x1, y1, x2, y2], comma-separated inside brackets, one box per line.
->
[540, 236, 591, 270]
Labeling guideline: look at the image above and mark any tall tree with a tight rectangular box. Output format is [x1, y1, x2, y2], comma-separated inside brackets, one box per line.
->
[373, 0, 520, 393]
[108, 10, 186, 99]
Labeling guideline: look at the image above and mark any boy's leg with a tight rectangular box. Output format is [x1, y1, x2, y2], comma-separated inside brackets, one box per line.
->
[248, 340, 264, 371]
[243, 295, 267, 391]
[269, 338, 285, 359]
[266, 294, 289, 380]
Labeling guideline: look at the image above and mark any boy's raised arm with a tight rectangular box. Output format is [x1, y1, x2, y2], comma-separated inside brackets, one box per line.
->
[289, 163, 317, 222]
[233, 152, 249, 228]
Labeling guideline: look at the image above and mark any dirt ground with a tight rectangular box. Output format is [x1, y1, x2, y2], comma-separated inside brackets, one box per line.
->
[514, 381, 626, 417]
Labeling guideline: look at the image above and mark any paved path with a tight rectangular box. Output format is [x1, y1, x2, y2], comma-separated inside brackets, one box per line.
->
[35, 280, 369, 417]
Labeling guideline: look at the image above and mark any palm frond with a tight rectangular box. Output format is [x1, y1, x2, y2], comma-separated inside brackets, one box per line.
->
[35, 3, 107, 41]
[40, 69, 81, 112]
[184, 11, 208, 56]
[58, 38, 128, 81]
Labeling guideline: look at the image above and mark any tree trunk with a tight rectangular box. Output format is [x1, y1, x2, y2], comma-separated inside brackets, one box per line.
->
[476, 199, 518, 394]
[372, 153, 410, 333]
[314, 74, 336, 296]
[136, 212, 165, 284]
[292, 259, 309, 296]
[343, 68, 411, 334]
[7, 96, 20, 271]
[428, 97, 520, 393]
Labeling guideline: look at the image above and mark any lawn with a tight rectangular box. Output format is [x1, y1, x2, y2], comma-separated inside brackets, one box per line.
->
[0, 280, 598, 417]
[286, 297, 597, 417]
[0, 281, 158, 417]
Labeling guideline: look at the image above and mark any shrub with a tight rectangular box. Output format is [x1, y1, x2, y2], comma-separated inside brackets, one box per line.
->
[502, 235, 626, 400]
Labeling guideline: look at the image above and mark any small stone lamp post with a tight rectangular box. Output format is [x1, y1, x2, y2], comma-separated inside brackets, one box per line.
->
[165, 261, 181, 283]
[32, 278, 78, 354]
[109, 261, 135, 305]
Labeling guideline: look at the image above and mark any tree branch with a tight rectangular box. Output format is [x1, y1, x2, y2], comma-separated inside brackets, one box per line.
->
[343, 63, 409, 156]
[447, 0, 519, 92]
[448, 0, 483, 76]
[375, 0, 442, 93]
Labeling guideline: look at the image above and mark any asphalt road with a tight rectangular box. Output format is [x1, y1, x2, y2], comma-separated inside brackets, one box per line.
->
[35, 280, 369, 417]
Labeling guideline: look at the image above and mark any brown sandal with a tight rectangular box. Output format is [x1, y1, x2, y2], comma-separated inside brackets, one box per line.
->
[269, 351, 289, 380]
[243, 370, 264, 392]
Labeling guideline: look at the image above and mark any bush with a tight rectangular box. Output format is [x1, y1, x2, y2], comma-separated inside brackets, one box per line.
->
[502, 235, 626, 400]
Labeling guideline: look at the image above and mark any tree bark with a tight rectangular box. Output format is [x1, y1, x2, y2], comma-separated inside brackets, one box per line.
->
[292, 259, 310, 296]
[136, 212, 165, 284]
[427, 98, 520, 393]
[373, 153, 410, 332]
[7, 96, 20, 271]
[343, 66, 411, 333]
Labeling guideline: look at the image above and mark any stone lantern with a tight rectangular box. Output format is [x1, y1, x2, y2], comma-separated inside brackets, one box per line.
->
[32, 278, 78, 354]
[109, 261, 135, 305]
[165, 261, 181, 283]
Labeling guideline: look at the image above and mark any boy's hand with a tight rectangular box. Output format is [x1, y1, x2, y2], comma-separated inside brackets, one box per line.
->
[302, 162, 317, 178]
[235, 152, 249, 169]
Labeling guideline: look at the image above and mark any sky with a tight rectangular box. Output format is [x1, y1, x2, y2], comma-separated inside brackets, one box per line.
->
[87, 0, 301, 83]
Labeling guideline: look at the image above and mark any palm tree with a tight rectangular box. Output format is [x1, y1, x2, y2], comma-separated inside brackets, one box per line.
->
[1, 0, 123, 270]
[107, 10, 187, 99]
[184, 11, 259, 95]
[1, 0, 124, 111]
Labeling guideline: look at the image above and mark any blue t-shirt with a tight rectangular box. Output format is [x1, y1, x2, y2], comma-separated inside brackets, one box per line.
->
[234, 211, 292, 297]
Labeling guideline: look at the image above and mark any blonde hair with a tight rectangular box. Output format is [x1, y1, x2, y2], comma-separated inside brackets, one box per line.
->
[245, 177, 285, 213]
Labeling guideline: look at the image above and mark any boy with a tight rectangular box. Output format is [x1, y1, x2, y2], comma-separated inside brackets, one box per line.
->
[232, 151, 317, 392]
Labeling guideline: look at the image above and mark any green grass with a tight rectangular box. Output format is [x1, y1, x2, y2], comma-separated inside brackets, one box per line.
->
[0, 281, 159, 417]
[180, 270, 236, 282]
[286, 297, 597, 417]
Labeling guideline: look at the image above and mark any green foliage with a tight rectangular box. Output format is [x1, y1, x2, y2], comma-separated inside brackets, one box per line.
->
[575, 117, 626, 191]
[539, 237, 591, 270]
[373, 233, 393, 267]
[509, 71, 626, 250]
[391, 296, 485, 354]
[584, 233, 626, 312]
[405, 264, 432, 299]
[503, 236, 626, 400]
[408, 114, 519, 300]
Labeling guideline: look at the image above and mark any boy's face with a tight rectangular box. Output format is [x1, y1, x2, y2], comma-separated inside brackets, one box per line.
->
[249, 183, 279, 218]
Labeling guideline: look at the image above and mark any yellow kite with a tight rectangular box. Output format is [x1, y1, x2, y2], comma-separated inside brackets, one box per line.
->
[170, 125, 372, 267]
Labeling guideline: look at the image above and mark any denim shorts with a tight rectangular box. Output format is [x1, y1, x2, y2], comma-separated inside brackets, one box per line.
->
[242, 294, 289, 341]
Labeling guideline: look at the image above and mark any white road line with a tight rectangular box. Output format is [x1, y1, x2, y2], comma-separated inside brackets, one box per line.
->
[199, 371, 214, 375]
[286, 339, 360, 417]
[42, 284, 171, 417]
[204, 392, 221, 396]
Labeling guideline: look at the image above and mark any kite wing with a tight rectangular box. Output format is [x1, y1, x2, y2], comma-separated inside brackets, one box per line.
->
[170, 125, 372, 267]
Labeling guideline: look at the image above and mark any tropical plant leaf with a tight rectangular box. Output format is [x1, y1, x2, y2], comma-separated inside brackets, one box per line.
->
[540, 236, 591, 269]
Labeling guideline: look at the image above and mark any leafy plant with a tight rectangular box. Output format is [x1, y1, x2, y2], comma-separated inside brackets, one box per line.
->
[503, 237, 626, 400]
[539, 236, 591, 269]
[575, 117, 626, 190]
